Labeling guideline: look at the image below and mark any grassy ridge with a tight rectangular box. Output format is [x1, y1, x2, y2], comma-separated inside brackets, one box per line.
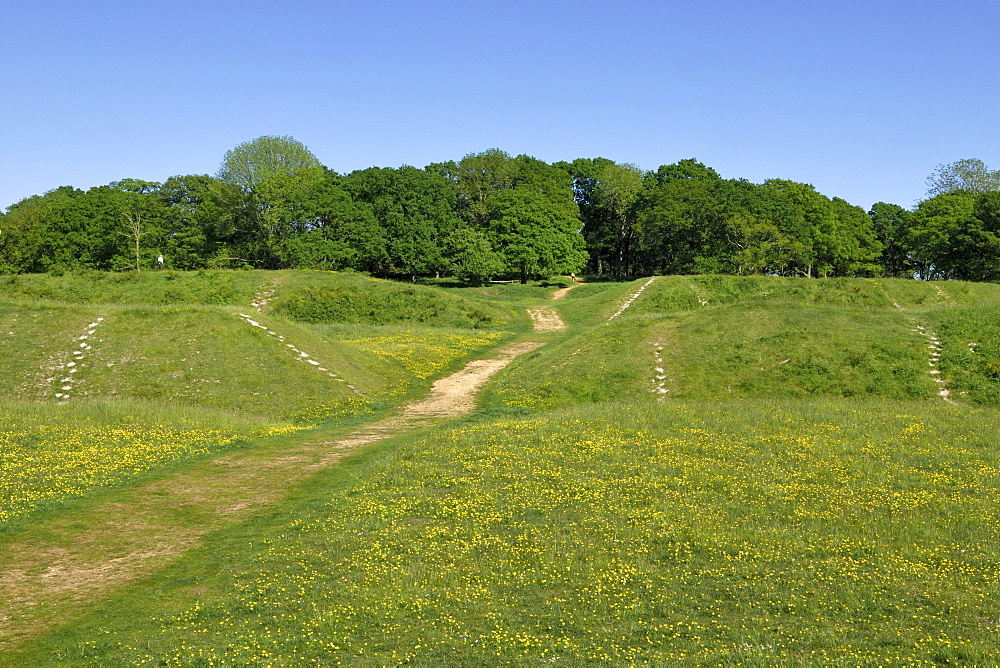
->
[79, 306, 389, 423]
[0, 269, 524, 328]
[271, 272, 519, 329]
[481, 275, 1000, 414]
[0, 302, 391, 423]
[0, 302, 100, 397]
[0, 271, 525, 424]
[927, 305, 1000, 404]
[629, 275, 1000, 313]
[0, 269, 266, 305]
[17, 397, 1000, 664]
[0, 269, 528, 540]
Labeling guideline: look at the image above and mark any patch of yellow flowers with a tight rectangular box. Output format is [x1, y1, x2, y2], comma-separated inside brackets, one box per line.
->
[343, 329, 504, 379]
[283, 395, 372, 425]
[115, 400, 1000, 664]
[0, 416, 299, 526]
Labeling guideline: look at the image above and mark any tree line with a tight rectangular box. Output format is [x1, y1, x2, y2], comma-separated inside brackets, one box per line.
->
[1, 136, 997, 283]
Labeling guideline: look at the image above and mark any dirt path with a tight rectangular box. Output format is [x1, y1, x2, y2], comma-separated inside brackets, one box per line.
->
[551, 283, 579, 300]
[320, 341, 542, 453]
[0, 339, 542, 651]
[527, 307, 566, 332]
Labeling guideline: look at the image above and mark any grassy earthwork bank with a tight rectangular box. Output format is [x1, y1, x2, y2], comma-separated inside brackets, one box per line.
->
[0, 269, 529, 527]
[3, 270, 1000, 664]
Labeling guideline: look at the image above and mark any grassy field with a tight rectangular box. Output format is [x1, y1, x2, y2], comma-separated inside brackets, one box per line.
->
[3, 270, 1000, 664]
[13, 398, 1000, 664]
[0, 400, 299, 534]
[481, 275, 1000, 414]
[0, 269, 266, 306]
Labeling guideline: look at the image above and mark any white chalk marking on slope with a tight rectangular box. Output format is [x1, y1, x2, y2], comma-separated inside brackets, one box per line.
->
[609, 277, 658, 321]
[235, 313, 365, 397]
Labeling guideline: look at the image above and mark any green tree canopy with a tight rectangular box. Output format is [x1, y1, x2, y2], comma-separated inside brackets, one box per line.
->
[636, 177, 793, 275]
[910, 191, 1000, 281]
[925, 159, 1000, 199]
[444, 228, 504, 284]
[344, 165, 460, 279]
[216, 136, 325, 268]
[869, 202, 917, 278]
[279, 172, 386, 271]
[652, 158, 721, 185]
[0, 191, 59, 273]
[590, 162, 644, 276]
[217, 135, 322, 192]
[485, 188, 587, 283]
[558, 157, 618, 275]
[157, 175, 235, 270]
[15, 186, 123, 272]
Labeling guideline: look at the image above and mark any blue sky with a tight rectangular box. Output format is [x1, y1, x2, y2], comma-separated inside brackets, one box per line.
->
[2, 0, 998, 211]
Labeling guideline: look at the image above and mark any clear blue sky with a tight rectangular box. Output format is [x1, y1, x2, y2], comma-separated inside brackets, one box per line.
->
[2, 0, 998, 211]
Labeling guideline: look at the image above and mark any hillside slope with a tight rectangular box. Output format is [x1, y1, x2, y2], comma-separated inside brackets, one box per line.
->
[0, 270, 523, 424]
[483, 275, 1000, 413]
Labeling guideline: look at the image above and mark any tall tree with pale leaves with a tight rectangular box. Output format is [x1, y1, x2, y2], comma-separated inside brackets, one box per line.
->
[925, 159, 1000, 198]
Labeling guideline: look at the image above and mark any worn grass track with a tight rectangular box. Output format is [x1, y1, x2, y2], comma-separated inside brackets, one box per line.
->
[0, 334, 548, 652]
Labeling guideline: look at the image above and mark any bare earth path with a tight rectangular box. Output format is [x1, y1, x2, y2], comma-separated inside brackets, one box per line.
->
[525, 282, 577, 330]
[527, 307, 566, 332]
[551, 283, 579, 300]
[0, 338, 543, 651]
[316, 341, 542, 452]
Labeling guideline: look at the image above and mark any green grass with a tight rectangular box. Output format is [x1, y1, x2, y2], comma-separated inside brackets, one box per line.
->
[482, 315, 652, 412]
[629, 275, 1000, 312]
[6, 270, 1000, 664]
[0, 271, 525, 424]
[552, 281, 635, 327]
[926, 306, 1000, 404]
[0, 399, 299, 534]
[0, 302, 387, 423]
[0, 268, 527, 328]
[271, 271, 520, 329]
[426, 277, 574, 305]
[479, 275, 1000, 415]
[329, 323, 509, 380]
[0, 269, 267, 306]
[651, 304, 935, 400]
[15, 397, 1000, 664]
[0, 302, 99, 396]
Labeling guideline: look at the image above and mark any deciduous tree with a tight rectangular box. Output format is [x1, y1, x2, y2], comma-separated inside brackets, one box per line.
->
[910, 191, 1000, 281]
[869, 202, 916, 278]
[486, 189, 587, 283]
[111, 179, 163, 271]
[281, 173, 387, 271]
[217, 136, 324, 267]
[344, 166, 459, 279]
[925, 159, 1000, 198]
[444, 228, 504, 284]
